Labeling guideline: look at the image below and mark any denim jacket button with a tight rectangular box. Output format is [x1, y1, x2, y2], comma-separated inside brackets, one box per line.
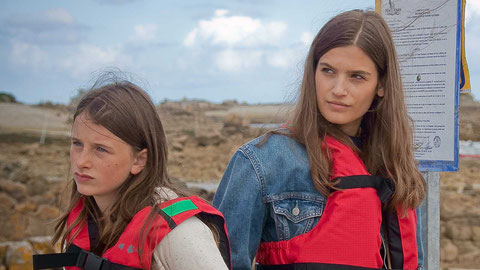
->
[292, 206, 300, 216]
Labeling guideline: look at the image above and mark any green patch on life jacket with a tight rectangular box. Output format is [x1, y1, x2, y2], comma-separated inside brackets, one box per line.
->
[161, 199, 198, 217]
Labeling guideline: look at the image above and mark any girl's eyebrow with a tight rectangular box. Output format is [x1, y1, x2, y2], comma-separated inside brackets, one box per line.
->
[319, 62, 372, 76]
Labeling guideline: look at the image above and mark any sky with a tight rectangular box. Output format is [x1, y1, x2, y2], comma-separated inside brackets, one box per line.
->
[0, 0, 479, 105]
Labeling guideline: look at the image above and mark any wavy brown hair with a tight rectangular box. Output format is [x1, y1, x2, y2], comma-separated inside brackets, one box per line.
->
[288, 10, 426, 213]
[52, 78, 185, 267]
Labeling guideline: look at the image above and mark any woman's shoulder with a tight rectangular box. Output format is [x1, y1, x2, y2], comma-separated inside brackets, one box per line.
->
[240, 128, 304, 155]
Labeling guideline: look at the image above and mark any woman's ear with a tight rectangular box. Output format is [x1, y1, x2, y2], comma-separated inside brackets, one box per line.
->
[131, 148, 147, 175]
[377, 84, 385, 97]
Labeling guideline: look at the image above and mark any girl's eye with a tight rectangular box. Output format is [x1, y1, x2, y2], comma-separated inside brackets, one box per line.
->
[96, 146, 108, 153]
[72, 141, 82, 147]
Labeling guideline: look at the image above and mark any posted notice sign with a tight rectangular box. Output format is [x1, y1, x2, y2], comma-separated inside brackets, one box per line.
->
[376, 0, 461, 171]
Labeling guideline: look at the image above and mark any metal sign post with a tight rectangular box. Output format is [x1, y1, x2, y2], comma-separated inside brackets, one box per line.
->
[421, 172, 440, 270]
[376, 0, 463, 268]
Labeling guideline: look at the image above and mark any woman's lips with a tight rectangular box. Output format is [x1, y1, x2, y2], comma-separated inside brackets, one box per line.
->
[327, 101, 350, 110]
[74, 172, 93, 182]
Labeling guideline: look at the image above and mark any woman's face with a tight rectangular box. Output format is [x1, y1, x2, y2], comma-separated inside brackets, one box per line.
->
[315, 45, 384, 136]
[70, 113, 145, 212]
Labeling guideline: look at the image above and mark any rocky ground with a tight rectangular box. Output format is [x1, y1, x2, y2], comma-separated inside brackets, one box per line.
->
[0, 95, 479, 269]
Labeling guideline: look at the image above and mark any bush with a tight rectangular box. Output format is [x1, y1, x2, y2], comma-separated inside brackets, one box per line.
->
[0, 92, 17, 103]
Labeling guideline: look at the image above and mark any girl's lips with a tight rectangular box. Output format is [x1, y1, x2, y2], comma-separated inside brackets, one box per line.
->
[74, 172, 93, 182]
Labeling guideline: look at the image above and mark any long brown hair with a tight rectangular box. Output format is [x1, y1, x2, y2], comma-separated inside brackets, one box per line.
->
[289, 10, 426, 213]
[52, 77, 183, 265]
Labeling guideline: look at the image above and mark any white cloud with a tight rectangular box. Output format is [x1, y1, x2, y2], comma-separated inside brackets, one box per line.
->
[466, 0, 480, 24]
[184, 9, 287, 48]
[8, 40, 131, 77]
[215, 49, 263, 71]
[300, 32, 314, 46]
[43, 8, 74, 24]
[130, 23, 158, 42]
[9, 41, 49, 70]
[59, 44, 132, 77]
[267, 49, 298, 68]
[183, 9, 292, 72]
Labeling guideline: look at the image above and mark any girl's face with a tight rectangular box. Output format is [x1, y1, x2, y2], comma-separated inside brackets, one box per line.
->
[315, 45, 384, 136]
[70, 113, 145, 212]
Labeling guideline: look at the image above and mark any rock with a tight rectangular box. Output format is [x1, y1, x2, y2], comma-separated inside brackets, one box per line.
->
[175, 135, 189, 145]
[0, 179, 27, 201]
[15, 202, 37, 214]
[472, 226, 480, 242]
[28, 236, 57, 254]
[0, 192, 15, 215]
[445, 223, 472, 240]
[440, 238, 458, 262]
[195, 131, 225, 147]
[33, 204, 60, 220]
[19, 143, 40, 156]
[0, 243, 8, 267]
[171, 142, 184, 152]
[454, 240, 478, 255]
[6, 213, 28, 241]
[458, 250, 480, 264]
[223, 113, 250, 128]
[26, 176, 50, 197]
[5, 241, 33, 270]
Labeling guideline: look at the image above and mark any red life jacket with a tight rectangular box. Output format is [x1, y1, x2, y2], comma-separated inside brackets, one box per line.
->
[33, 196, 232, 270]
[256, 136, 418, 270]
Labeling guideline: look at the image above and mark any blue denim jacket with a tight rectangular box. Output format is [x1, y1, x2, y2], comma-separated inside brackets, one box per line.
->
[213, 131, 424, 270]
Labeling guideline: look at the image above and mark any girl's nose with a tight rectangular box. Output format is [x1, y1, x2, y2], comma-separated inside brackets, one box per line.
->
[76, 149, 92, 169]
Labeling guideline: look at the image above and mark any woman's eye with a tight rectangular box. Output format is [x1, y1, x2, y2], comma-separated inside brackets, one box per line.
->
[322, 68, 334, 74]
[352, 74, 365, 80]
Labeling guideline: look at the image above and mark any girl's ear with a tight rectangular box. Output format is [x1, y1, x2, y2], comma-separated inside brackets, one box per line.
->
[131, 148, 147, 175]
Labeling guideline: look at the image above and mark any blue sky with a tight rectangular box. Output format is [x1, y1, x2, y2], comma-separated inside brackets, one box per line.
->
[1, 0, 479, 104]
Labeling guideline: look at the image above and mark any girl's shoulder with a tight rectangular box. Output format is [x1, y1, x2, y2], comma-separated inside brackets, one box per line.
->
[154, 187, 179, 203]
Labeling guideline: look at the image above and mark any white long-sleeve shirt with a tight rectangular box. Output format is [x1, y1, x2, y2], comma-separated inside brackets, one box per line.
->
[151, 188, 229, 270]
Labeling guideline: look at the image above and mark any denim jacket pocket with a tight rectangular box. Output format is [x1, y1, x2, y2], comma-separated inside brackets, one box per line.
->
[268, 193, 325, 241]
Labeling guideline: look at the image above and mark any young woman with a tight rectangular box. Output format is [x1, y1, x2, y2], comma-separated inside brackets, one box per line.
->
[33, 79, 231, 270]
[213, 10, 426, 270]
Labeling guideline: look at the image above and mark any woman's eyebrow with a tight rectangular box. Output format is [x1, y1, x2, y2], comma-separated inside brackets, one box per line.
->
[318, 62, 334, 69]
[348, 70, 372, 77]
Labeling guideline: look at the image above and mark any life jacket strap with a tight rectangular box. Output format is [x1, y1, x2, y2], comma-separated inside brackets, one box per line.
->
[332, 175, 394, 203]
[33, 244, 141, 270]
[255, 262, 388, 270]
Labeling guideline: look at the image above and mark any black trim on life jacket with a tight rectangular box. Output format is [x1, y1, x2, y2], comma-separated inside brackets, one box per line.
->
[33, 244, 141, 270]
[197, 212, 232, 270]
[331, 175, 394, 203]
[154, 206, 177, 230]
[383, 210, 404, 269]
[88, 215, 99, 249]
[256, 262, 390, 270]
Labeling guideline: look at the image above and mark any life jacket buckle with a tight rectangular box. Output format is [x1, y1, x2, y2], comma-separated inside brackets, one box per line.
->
[76, 250, 107, 270]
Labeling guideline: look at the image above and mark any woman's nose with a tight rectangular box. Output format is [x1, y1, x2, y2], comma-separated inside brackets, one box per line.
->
[331, 76, 348, 96]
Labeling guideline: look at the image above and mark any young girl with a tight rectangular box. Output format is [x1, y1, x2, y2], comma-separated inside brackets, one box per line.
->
[213, 10, 426, 270]
[33, 80, 231, 270]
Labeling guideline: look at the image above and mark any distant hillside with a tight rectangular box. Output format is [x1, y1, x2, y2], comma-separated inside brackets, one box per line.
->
[459, 93, 480, 141]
